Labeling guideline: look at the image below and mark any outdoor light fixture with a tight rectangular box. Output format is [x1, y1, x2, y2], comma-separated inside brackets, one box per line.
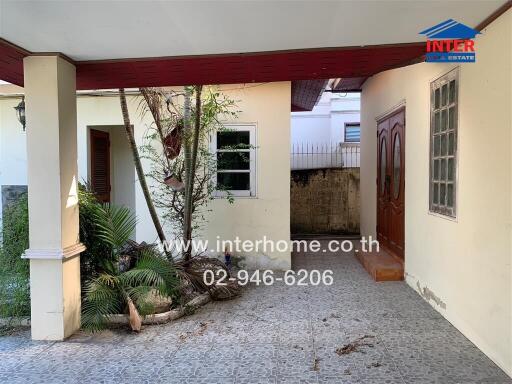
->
[14, 97, 26, 131]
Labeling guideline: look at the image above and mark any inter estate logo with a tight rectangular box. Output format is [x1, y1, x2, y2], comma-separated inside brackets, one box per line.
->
[420, 19, 480, 63]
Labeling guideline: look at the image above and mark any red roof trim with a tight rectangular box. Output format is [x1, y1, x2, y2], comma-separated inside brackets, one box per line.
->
[75, 43, 426, 90]
[0, 38, 424, 89]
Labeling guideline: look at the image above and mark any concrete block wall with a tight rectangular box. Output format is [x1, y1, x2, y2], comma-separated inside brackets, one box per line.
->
[290, 168, 360, 235]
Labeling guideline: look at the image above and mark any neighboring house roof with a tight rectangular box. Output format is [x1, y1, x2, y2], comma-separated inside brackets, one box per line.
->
[331, 78, 367, 92]
[291, 80, 329, 112]
[419, 19, 481, 39]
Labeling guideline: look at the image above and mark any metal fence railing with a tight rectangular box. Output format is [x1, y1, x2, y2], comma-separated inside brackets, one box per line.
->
[291, 142, 360, 170]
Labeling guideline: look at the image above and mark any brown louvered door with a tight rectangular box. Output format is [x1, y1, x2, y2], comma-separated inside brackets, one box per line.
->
[377, 108, 405, 259]
[90, 129, 111, 202]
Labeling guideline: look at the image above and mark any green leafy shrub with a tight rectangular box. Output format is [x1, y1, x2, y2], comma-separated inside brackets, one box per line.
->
[81, 203, 177, 331]
[0, 193, 30, 320]
[82, 249, 178, 332]
[0, 186, 178, 333]
[78, 185, 116, 285]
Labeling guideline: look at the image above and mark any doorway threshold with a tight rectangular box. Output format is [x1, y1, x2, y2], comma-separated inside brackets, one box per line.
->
[356, 247, 404, 282]
[291, 233, 360, 241]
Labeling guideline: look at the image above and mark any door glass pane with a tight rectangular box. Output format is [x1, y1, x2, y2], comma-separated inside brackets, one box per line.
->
[393, 133, 401, 199]
[440, 158, 447, 180]
[449, 80, 456, 103]
[448, 158, 455, 181]
[434, 159, 440, 180]
[447, 183, 454, 207]
[448, 106, 456, 130]
[434, 135, 440, 156]
[441, 134, 447, 156]
[434, 112, 440, 133]
[440, 183, 446, 205]
[435, 88, 440, 109]
[448, 132, 455, 155]
[433, 183, 439, 204]
[441, 109, 447, 131]
[217, 172, 250, 190]
[380, 138, 387, 195]
[441, 83, 448, 106]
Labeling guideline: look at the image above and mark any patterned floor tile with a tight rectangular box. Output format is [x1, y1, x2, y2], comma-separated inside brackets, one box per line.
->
[0, 246, 510, 384]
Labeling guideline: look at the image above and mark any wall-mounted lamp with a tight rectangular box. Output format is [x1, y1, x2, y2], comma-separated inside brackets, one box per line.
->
[14, 97, 26, 131]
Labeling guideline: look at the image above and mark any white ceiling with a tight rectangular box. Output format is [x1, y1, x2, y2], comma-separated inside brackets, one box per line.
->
[0, 0, 505, 61]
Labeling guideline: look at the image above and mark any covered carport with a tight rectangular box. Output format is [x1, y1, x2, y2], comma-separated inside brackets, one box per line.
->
[0, 0, 506, 343]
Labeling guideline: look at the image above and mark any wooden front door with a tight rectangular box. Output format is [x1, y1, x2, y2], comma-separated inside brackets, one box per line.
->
[90, 129, 111, 202]
[377, 108, 405, 259]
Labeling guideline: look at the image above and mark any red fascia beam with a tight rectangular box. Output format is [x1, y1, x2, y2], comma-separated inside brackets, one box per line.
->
[75, 43, 425, 90]
[0, 38, 425, 90]
[0, 38, 29, 86]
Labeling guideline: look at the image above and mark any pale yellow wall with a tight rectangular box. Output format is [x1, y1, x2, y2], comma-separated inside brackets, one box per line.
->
[360, 10, 511, 376]
[77, 83, 292, 268]
[75, 95, 154, 242]
[203, 82, 292, 270]
[2, 82, 292, 269]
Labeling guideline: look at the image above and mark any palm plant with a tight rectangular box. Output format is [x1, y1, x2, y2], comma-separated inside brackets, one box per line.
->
[81, 204, 178, 332]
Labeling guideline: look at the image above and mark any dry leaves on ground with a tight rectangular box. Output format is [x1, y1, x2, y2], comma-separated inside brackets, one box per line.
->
[335, 335, 375, 355]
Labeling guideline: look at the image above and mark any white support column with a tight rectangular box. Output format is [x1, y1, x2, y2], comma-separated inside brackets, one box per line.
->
[22, 55, 84, 340]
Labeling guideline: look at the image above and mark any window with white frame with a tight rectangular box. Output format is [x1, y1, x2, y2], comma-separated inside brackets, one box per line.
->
[210, 124, 256, 197]
[344, 123, 361, 142]
[429, 68, 458, 217]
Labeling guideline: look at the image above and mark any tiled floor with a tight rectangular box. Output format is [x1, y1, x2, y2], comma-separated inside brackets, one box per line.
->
[0, 243, 510, 383]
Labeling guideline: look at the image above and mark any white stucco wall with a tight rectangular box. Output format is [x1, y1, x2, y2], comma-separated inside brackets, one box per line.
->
[291, 92, 361, 170]
[0, 96, 28, 229]
[0, 98, 27, 186]
[360, 10, 511, 376]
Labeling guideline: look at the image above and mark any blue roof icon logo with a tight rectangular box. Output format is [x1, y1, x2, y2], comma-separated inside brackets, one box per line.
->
[420, 19, 480, 39]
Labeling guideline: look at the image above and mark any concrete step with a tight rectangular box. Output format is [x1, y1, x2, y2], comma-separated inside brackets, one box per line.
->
[355, 248, 404, 282]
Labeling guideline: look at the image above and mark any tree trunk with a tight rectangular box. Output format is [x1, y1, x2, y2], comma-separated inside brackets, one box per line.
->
[190, 85, 203, 190]
[139, 88, 172, 170]
[184, 85, 203, 260]
[119, 88, 167, 245]
[182, 87, 193, 260]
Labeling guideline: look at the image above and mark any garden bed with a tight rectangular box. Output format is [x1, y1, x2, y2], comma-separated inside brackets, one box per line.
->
[108, 292, 211, 326]
[1, 292, 211, 330]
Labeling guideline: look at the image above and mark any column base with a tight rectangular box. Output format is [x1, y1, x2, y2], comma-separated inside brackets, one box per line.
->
[23, 243, 84, 340]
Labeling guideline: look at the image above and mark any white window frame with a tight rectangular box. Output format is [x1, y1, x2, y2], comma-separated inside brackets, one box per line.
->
[210, 124, 257, 198]
[429, 68, 459, 218]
